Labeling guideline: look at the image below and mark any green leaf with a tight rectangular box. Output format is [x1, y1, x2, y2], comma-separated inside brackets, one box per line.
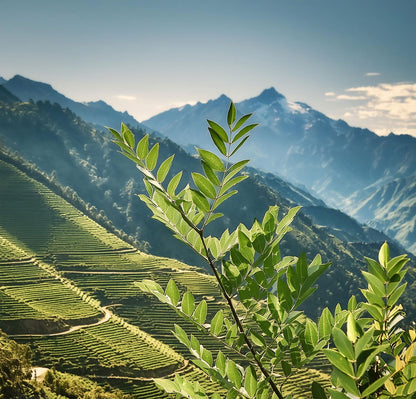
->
[225, 160, 249, 182]
[332, 327, 355, 361]
[323, 349, 355, 377]
[232, 113, 252, 132]
[365, 256, 386, 281]
[192, 172, 217, 199]
[277, 277, 292, 311]
[207, 120, 228, 142]
[230, 135, 250, 156]
[346, 312, 359, 344]
[387, 255, 409, 278]
[210, 310, 224, 336]
[209, 128, 227, 156]
[244, 365, 257, 397]
[305, 319, 318, 347]
[167, 171, 182, 196]
[206, 212, 224, 226]
[136, 134, 149, 159]
[354, 328, 374, 358]
[360, 303, 384, 322]
[212, 190, 238, 210]
[190, 189, 210, 213]
[122, 123, 135, 147]
[216, 351, 226, 377]
[226, 359, 242, 389]
[387, 282, 407, 307]
[197, 148, 225, 171]
[194, 300, 207, 324]
[281, 360, 292, 377]
[146, 143, 159, 171]
[201, 347, 213, 367]
[362, 270, 385, 297]
[107, 127, 122, 141]
[154, 378, 178, 393]
[318, 308, 333, 340]
[232, 123, 258, 143]
[174, 324, 190, 347]
[326, 389, 350, 399]
[378, 241, 390, 267]
[157, 155, 174, 183]
[311, 382, 327, 399]
[219, 175, 247, 196]
[165, 278, 180, 306]
[361, 374, 390, 397]
[356, 346, 388, 379]
[202, 161, 221, 186]
[361, 288, 386, 307]
[227, 101, 236, 126]
[190, 334, 201, 356]
[250, 330, 266, 348]
[182, 292, 195, 315]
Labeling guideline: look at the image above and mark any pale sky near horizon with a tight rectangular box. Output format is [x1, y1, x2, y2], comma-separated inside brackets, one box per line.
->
[1, 0, 415, 136]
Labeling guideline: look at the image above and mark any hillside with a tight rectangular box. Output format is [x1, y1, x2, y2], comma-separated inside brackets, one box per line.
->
[344, 173, 416, 254]
[0, 151, 334, 398]
[0, 92, 400, 270]
[143, 88, 416, 255]
[0, 156, 223, 397]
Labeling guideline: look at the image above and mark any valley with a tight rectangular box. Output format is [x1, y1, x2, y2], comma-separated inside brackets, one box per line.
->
[1, 76, 415, 398]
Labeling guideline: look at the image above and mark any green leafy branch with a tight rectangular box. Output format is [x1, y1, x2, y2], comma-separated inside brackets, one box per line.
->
[109, 102, 416, 399]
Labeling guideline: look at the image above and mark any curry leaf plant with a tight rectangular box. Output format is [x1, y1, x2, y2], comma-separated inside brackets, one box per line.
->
[313, 242, 416, 399]
[109, 102, 415, 399]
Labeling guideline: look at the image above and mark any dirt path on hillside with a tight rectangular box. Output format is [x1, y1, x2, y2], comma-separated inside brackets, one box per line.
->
[61, 270, 154, 274]
[9, 305, 120, 338]
[90, 360, 190, 382]
[31, 367, 49, 382]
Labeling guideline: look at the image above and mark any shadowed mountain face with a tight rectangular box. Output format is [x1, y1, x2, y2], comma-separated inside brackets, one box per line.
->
[143, 88, 416, 254]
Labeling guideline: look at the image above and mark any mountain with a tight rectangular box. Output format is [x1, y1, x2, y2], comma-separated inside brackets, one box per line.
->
[143, 88, 416, 254]
[2, 74, 144, 129]
[344, 173, 416, 254]
[2, 92, 415, 320]
[0, 77, 7, 85]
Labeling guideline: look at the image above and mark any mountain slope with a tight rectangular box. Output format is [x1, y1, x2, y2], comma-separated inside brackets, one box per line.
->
[0, 85, 20, 103]
[1, 96, 415, 322]
[0, 95, 398, 265]
[345, 174, 416, 254]
[3, 74, 143, 129]
[143, 88, 416, 254]
[0, 155, 228, 397]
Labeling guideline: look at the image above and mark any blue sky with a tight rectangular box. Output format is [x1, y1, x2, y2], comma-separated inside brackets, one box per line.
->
[1, 0, 415, 136]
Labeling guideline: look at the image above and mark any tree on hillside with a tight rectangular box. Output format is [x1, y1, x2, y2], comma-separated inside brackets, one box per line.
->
[110, 102, 416, 398]
[0, 331, 32, 398]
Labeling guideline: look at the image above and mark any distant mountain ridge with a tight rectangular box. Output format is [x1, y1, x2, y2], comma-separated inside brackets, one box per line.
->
[1, 74, 144, 130]
[143, 88, 416, 255]
[1, 75, 413, 255]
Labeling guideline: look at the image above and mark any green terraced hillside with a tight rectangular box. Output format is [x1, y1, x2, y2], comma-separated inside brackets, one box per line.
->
[0, 158, 225, 397]
[0, 141, 333, 397]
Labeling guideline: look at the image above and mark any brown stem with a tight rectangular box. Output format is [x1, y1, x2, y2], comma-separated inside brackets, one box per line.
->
[199, 232, 285, 399]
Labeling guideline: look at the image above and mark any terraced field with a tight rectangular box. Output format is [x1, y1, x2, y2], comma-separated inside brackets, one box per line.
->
[0, 157, 331, 397]
[0, 159, 225, 397]
[0, 159, 127, 256]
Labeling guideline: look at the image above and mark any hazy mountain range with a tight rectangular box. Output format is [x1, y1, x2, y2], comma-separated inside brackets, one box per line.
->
[1, 74, 415, 256]
[144, 87, 416, 254]
[2, 80, 416, 319]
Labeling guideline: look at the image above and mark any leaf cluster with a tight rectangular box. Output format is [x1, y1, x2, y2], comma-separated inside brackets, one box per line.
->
[314, 243, 416, 399]
[110, 103, 416, 399]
